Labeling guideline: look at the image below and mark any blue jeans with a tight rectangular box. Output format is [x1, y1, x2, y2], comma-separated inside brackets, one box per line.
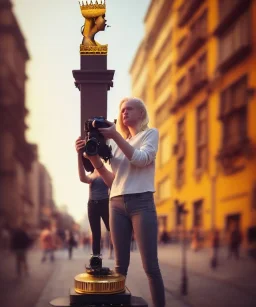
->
[110, 192, 165, 307]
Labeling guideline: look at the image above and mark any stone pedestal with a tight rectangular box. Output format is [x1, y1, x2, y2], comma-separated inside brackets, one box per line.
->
[50, 288, 148, 307]
[72, 56, 115, 138]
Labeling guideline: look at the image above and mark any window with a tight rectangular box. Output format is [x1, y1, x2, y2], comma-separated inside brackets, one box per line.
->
[177, 117, 185, 143]
[189, 53, 207, 90]
[158, 177, 171, 200]
[155, 33, 172, 68]
[193, 200, 203, 227]
[155, 66, 171, 98]
[159, 134, 171, 166]
[198, 53, 207, 81]
[219, 0, 241, 21]
[196, 102, 208, 170]
[178, 0, 205, 27]
[155, 96, 171, 127]
[191, 10, 207, 38]
[177, 37, 187, 61]
[175, 200, 183, 226]
[177, 158, 185, 186]
[158, 216, 168, 230]
[220, 76, 248, 148]
[189, 65, 196, 83]
[177, 76, 189, 100]
[219, 10, 250, 68]
[177, 9, 207, 66]
[176, 118, 185, 186]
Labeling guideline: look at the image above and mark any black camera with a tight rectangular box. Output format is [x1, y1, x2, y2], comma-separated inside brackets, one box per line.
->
[86, 255, 111, 275]
[90, 255, 102, 270]
[82, 116, 112, 172]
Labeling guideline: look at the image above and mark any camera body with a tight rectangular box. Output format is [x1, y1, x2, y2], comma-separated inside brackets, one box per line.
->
[82, 116, 112, 172]
[90, 254, 102, 270]
[86, 254, 111, 275]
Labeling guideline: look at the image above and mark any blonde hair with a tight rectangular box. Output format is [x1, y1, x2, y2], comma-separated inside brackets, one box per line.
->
[116, 97, 149, 138]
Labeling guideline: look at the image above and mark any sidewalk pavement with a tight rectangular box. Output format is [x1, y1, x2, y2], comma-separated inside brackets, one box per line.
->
[0, 248, 55, 307]
[153, 244, 256, 307]
[1, 244, 255, 307]
[35, 245, 256, 307]
[35, 248, 187, 307]
[156, 243, 256, 296]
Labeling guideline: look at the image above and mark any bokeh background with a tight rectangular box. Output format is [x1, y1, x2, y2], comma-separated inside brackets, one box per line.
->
[0, 1, 256, 307]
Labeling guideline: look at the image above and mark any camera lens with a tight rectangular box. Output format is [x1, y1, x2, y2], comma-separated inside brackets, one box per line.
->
[85, 138, 98, 156]
[90, 255, 102, 270]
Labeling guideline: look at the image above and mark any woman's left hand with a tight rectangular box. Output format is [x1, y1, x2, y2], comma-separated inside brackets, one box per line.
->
[83, 152, 103, 167]
[98, 120, 117, 140]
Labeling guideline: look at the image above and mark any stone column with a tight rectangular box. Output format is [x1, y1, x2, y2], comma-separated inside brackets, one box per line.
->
[72, 56, 115, 138]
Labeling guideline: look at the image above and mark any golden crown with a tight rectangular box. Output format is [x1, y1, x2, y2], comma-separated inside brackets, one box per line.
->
[80, 0, 106, 18]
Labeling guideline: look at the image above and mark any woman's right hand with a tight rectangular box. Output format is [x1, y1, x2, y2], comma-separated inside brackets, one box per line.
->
[75, 137, 85, 153]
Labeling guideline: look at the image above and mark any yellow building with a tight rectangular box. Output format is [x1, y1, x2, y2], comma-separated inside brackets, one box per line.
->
[130, 0, 256, 248]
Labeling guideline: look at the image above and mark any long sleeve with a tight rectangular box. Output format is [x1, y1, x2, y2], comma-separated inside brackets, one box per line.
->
[129, 128, 159, 167]
[109, 128, 159, 198]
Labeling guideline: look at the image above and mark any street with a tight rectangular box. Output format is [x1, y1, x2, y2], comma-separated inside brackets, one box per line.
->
[0, 244, 256, 307]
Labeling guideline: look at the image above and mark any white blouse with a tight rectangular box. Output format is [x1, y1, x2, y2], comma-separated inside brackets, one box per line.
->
[107, 128, 159, 199]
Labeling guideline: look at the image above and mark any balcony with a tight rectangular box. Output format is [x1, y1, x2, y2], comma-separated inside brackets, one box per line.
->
[178, 0, 205, 27]
[171, 70, 208, 113]
[190, 68, 208, 93]
[171, 78, 192, 113]
[216, 137, 254, 174]
[214, 0, 251, 36]
[218, 43, 251, 73]
[173, 141, 186, 158]
[177, 141, 186, 158]
[177, 31, 207, 67]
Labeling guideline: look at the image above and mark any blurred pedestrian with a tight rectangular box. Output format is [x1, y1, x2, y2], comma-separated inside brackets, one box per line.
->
[40, 225, 55, 263]
[228, 224, 243, 260]
[10, 223, 33, 277]
[67, 230, 77, 260]
[160, 230, 170, 245]
[210, 229, 220, 269]
[191, 228, 199, 251]
[191, 228, 203, 251]
[82, 233, 90, 252]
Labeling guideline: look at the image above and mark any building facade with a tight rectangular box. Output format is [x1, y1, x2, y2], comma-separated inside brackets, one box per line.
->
[0, 0, 35, 229]
[130, 0, 256, 247]
[0, 1, 56, 236]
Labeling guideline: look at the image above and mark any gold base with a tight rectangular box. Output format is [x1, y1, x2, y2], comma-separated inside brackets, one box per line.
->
[80, 44, 108, 55]
[74, 271, 126, 294]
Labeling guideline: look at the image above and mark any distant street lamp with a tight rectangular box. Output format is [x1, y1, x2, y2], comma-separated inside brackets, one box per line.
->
[179, 204, 188, 296]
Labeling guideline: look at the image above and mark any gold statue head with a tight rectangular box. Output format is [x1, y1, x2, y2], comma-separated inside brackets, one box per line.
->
[80, 0, 106, 18]
[79, 0, 108, 54]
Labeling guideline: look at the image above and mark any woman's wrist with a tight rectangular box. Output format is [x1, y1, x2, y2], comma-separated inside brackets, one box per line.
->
[95, 162, 104, 170]
[85, 154, 102, 167]
[112, 130, 122, 143]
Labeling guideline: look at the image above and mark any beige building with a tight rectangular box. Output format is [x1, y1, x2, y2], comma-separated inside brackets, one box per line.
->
[0, 1, 56, 235]
[0, 0, 35, 229]
[38, 163, 56, 227]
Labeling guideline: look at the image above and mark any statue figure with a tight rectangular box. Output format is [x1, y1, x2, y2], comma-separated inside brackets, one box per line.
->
[80, 0, 108, 55]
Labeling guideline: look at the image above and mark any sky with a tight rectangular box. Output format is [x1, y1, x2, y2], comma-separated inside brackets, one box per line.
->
[12, 0, 151, 223]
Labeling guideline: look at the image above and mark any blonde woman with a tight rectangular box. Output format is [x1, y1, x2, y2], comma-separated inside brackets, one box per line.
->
[84, 97, 165, 307]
